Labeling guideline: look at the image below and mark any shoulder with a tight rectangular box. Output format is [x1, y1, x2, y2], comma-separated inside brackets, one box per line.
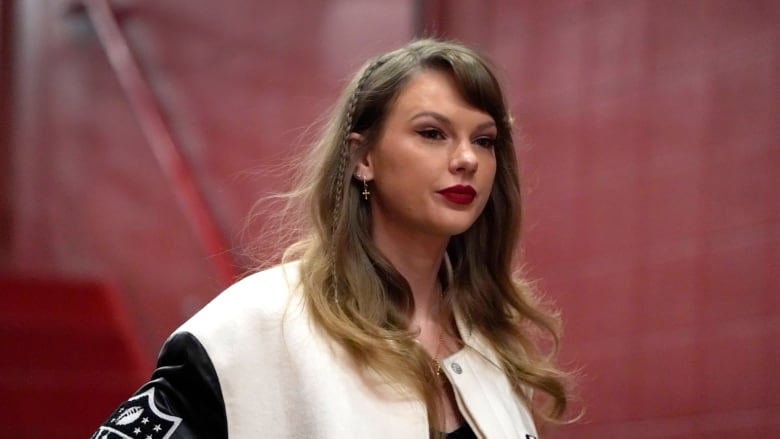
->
[93, 331, 228, 439]
[176, 261, 304, 341]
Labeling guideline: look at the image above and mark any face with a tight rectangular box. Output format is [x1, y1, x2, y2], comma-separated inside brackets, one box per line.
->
[355, 69, 498, 243]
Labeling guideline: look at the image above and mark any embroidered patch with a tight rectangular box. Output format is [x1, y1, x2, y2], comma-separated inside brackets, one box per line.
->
[92, 388, 182, 439]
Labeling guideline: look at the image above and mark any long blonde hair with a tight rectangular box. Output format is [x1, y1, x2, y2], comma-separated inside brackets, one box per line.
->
[277, 39, 571, 434]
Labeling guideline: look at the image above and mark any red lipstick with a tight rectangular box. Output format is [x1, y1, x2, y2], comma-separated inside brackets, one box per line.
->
[438, 185, 477, 205]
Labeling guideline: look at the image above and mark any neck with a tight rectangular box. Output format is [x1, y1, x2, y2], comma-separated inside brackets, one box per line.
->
[370, 222, 448, 323]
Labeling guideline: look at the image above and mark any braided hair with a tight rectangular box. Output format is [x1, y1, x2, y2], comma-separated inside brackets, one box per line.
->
[329, 57, 387, 305]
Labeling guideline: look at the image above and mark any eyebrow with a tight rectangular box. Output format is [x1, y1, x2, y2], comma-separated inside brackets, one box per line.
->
[410, 111, 496, 132]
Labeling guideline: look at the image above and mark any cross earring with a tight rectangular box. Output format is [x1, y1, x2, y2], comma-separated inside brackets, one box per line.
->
[361, 175, 370, 200]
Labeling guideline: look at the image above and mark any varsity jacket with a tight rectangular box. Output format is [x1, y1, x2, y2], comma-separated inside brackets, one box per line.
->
[92, 262, 539, 439]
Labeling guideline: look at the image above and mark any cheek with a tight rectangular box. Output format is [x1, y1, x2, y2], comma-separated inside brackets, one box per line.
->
[373, 158, 409, 190]
[374, 149, 432, 188]
[483, 156, 498, 185]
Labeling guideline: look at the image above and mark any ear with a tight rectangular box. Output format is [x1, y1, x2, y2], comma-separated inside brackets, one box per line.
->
[349, 132, 374, 181]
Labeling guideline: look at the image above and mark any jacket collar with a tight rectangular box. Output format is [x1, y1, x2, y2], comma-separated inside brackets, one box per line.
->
[444, 253, 503, 370]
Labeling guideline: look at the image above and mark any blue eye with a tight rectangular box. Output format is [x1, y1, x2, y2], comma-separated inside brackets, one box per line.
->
[418, 129, 445, 140]
[475, 137, 496, 148]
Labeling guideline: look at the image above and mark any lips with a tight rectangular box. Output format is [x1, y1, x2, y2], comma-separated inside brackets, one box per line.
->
[437, 185, 477, 205]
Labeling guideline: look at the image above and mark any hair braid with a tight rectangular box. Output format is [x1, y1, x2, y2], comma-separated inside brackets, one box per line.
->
[329, 58, 386, 305]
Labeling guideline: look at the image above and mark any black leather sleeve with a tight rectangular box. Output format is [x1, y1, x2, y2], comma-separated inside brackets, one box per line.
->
[91, 332, 228, 439]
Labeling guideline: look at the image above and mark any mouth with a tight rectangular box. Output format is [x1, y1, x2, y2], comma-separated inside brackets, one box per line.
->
[437, 185, 477, 205]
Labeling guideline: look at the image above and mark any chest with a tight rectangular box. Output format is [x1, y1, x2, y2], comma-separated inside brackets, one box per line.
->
[214, 320, 536, 438]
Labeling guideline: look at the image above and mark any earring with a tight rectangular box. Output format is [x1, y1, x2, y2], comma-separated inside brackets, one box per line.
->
[361, 175, 370, 200]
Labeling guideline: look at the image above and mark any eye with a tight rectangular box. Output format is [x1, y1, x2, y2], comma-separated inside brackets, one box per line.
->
[474, 136, 497, 149]
[417, 128, 445, 140]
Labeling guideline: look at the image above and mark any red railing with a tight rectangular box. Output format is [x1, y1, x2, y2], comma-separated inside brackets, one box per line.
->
[83, 0, 237, 286]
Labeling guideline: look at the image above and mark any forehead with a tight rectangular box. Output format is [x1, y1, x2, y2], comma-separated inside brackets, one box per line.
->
[389, 69, 493, 122]
[394, 69, 465, 107]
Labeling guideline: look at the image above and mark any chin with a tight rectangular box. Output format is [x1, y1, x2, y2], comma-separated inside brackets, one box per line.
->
[420, 210, 482, 237]
[439, 220, 479, 237]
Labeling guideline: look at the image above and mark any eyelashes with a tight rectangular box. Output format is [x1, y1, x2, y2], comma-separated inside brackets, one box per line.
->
[416, 128, 496, 148]
[417, 128, 445, 140]
[474, 137, 497, 149]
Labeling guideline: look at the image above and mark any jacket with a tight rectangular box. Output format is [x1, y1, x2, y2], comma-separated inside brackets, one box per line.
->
[92, 262, 539, 438]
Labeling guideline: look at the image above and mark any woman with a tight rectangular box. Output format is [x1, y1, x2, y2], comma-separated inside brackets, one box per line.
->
[92, 39, 572, 439]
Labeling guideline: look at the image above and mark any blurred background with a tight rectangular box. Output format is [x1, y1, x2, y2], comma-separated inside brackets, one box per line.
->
[1, 0, 777, 437]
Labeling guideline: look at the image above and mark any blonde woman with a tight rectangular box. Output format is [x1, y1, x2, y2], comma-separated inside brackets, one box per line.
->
[93, 39, 572, 439]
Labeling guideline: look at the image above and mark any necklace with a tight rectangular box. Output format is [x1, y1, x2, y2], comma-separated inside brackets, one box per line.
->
[417, 286, 448, 377]
[432, 326, 446, 378]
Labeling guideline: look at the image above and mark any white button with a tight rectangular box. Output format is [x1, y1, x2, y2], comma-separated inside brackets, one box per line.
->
[451, 362, 462, 374]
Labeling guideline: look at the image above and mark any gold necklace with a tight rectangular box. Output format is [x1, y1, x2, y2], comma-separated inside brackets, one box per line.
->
[432, 326, 446, 377]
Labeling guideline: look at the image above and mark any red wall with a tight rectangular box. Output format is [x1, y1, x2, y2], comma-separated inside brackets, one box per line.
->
[484, 2, 779, 436]
[7, 0, 416, 354]
[4, 0, 778, 437]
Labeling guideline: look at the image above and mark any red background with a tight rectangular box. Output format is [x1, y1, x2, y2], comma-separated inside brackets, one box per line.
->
[2, 0, 778, 437]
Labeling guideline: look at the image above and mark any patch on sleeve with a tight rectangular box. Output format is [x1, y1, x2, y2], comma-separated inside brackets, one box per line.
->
[92, 388, 182, 439]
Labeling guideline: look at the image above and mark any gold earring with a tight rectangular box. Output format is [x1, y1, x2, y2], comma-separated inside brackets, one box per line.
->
[361, 175, 370, 200]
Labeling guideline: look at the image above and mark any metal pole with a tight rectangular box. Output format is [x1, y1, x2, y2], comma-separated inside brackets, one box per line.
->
[83, 0, 237, 286]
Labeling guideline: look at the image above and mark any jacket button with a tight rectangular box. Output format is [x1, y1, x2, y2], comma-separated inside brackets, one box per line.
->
[451, 362, 462, 374]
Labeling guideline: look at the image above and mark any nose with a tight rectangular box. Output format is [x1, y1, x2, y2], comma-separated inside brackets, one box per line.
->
[450, 140, 478, 174]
